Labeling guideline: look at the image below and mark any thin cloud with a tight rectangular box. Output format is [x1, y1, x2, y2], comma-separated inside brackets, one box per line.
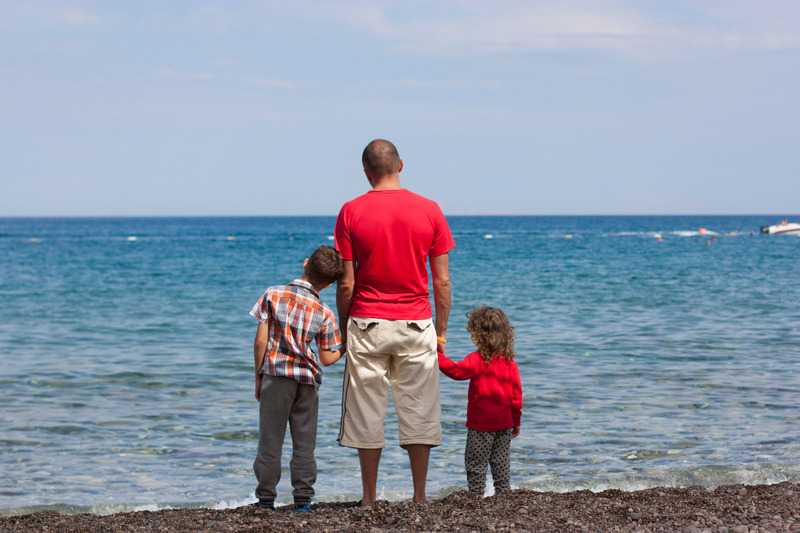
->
[310, 0, 800, 55]
[378, 78, 501, 90]
[61, 7, 101, 26]
[0, 2, 101, 28]
[89, 101, 290, 122]
[155, 68, 215, 81]
[253, 77, 296, 89]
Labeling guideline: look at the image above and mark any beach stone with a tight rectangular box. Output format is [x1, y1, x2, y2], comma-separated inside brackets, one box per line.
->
[631, 512, 643, 520]
[2, 482, 799, 533]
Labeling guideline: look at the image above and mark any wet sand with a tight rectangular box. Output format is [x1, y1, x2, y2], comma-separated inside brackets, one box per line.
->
[1, 482, 797, 532]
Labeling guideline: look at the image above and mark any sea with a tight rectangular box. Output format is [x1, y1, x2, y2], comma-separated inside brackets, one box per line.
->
[1, 215, 798, 516]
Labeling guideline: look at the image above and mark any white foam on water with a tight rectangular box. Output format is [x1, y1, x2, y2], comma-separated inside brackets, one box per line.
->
[212, 494, 257, 510]
[672, 230, 721, 237]
[131, 503, 173, 513]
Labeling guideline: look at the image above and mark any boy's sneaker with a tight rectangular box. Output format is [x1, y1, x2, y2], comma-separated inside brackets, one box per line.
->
[294, 504, 313, 513]
[251, 501, 274, 510]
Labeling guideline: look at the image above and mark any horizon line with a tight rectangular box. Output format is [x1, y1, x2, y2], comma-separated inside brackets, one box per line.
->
[1, 213, 796, 219]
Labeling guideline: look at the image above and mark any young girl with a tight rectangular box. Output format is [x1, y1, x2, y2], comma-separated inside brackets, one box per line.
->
[438, 306, 522, 496]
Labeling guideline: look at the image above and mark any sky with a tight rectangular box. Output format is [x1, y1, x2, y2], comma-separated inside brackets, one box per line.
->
[1, 1, 798, 217]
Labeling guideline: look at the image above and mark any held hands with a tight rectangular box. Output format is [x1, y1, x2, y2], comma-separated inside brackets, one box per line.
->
[511, 426, 521, 438]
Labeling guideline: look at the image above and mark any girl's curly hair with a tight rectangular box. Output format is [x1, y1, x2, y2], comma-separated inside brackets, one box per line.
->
[466, 306, 516, 364]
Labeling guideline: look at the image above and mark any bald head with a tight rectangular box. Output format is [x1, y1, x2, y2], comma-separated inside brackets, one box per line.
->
[362, 139, 401, 177]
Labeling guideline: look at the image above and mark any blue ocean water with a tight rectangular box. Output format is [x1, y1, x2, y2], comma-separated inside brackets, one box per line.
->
[1, 215, 798, 516]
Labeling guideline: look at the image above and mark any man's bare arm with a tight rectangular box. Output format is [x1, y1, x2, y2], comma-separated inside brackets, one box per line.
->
[430, 253, 451, 354]
[336, 259, 356, 350]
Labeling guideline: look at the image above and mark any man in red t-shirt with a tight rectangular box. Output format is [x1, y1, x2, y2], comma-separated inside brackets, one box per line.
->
[335, 139, 455, 505]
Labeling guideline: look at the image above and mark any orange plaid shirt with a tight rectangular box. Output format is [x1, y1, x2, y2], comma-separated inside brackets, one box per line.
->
[249, 279, 340, 386]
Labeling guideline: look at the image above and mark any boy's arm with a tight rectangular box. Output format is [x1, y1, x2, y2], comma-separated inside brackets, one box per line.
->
[430, 253, 451, 355]
[253, 322, 270, 401]
[318, 308, 344, 367]
[336, 260, 356, 349]
[318, 348, 343, 366]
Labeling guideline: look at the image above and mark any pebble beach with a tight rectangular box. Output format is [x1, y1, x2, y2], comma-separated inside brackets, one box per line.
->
[2, 482, 798, 533]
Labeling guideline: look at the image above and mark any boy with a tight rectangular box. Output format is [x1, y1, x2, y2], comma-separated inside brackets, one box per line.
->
[249, 245, 344, 512]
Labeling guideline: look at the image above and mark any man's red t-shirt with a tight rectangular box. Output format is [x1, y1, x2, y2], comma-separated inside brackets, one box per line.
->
[334, 189, 455, 320]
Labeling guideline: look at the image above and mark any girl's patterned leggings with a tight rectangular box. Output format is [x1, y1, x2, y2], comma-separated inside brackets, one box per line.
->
[464, 427, 512, 495]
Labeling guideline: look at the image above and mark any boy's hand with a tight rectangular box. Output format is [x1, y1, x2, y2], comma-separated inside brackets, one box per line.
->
[511, 425, 520, 438]
[255, 373, 263, 402]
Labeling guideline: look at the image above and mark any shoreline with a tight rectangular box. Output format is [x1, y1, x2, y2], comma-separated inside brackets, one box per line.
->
[1, 482, 797, 532]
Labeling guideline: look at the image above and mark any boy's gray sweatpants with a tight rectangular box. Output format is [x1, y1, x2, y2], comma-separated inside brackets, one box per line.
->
[465, 428, 512, 495]
[253, 374, 318, 507]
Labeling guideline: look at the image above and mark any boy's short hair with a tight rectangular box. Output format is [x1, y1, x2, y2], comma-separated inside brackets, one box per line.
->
[305, 245, 344, 286]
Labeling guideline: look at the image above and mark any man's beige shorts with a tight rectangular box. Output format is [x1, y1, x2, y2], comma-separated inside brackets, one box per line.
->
[338, 317, 442, 449]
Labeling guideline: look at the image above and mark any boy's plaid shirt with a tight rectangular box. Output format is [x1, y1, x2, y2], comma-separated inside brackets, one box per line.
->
[249, 279, 341, 386]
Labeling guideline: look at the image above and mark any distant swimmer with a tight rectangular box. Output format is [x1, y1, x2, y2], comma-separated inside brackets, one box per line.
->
[698, 228, 707, 235]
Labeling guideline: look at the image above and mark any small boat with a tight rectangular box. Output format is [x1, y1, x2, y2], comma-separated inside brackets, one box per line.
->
[760, 220, 800, 235]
